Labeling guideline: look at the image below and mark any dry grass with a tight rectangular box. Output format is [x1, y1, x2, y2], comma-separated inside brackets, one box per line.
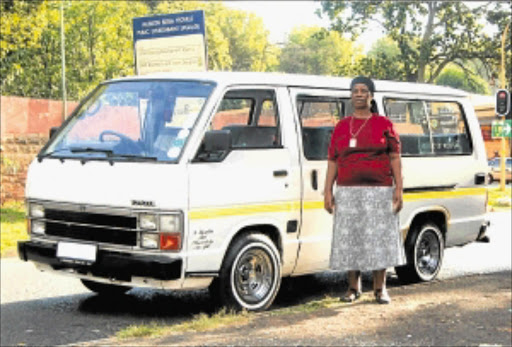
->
[116, 309, 252, 339]
[0, 201, 27, 257]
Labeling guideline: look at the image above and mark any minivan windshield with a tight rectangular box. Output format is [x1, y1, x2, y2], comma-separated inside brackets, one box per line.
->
[41, 80, 215, 162]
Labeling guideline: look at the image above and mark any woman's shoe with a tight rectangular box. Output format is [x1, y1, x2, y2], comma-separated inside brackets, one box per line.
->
[341, 288, 361, 302]
[374, 288, 391, 304]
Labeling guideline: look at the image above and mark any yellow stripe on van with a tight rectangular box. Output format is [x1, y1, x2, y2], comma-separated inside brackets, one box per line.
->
[189, 187, 486, 220]
[403, 187, 487, 201]
[189, 201, 301, 220]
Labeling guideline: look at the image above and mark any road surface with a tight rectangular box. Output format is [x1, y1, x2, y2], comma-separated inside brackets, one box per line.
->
[1, 211, 510, 346]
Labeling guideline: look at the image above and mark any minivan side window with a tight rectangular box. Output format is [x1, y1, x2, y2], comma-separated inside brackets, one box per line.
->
[297, 96, 345, 160]
[384, 98, 472, 156]
[209, 89, 280, 148]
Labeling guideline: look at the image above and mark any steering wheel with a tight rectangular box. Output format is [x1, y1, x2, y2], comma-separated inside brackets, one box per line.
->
[99, 130, 141, 154]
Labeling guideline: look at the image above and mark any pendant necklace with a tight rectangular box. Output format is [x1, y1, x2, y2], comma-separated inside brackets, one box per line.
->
[349, 115, 372, 148]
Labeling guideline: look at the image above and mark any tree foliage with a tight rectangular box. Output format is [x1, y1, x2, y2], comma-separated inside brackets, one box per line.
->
[357, 37, 404, 80]
[435, 64, 489, 94]
[319, 1, 510, 84]
[1, 1, 148, 99]
[153, 1, 279, 72]
[278, 26, 362, 76]
[1, 0, 279, 100]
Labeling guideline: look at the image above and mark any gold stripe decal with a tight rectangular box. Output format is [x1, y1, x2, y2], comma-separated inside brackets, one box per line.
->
[403, 187, 487, 201]
[190, 201, 301, 220]
[189, 187, 486, 220]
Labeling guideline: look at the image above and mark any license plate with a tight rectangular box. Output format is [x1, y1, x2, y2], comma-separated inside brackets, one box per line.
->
[57, 242, 97, 263]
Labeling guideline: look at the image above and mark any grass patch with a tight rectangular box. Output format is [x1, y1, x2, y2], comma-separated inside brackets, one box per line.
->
[269, 294, 376, 317]
[116, 309, 252, 340]
[1, 201, 27, 257]
[488, 187, 512, 210]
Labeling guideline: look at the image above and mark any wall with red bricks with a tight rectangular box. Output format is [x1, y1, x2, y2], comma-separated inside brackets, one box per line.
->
[1, 96, 78, 203]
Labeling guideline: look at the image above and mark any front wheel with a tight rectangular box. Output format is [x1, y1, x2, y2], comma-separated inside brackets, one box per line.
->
[395, 222, 444, 284]
[210, 233, 281, 311]
[81, 279, 131, 296]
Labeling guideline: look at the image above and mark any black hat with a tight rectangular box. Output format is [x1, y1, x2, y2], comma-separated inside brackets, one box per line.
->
[350, 76, 375, 94]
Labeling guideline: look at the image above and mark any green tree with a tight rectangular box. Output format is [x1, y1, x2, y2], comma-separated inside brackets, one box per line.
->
[357, 37, 405, 80]
[154, 1, 279, 72]
[319, 1, 510, 83]
[1, 0, 279, 100]
[278, 26, 362, 76]
[1, 1, 148, 99]
[435, 64, 489, 94]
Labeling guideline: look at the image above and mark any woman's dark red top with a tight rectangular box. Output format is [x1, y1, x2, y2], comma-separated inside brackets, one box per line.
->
[327, 114, 400, 186]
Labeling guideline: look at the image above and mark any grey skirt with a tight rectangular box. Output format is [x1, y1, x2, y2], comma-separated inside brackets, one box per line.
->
[329, 186, 406, 271]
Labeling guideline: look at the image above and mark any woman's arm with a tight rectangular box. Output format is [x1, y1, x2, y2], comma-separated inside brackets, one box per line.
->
[390, 152, 403, 213]
[324, 160, 337, 214]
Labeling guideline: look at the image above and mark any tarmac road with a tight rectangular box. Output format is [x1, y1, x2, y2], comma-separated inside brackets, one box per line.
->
[1, 211, 510, 346]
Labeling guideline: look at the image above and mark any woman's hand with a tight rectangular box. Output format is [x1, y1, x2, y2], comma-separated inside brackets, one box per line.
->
[324, 191, 335, 214]
[393, 187, 403, 213]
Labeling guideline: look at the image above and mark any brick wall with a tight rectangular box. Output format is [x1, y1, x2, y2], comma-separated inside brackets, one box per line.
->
[0, 96, 78, 203]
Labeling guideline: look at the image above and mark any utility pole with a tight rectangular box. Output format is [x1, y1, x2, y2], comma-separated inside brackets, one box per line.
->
[60, 1, 67, 123]
[499, 21, 510, 192]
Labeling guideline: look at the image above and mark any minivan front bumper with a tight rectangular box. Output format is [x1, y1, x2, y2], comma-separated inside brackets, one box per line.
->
[18, 241, 182, 281]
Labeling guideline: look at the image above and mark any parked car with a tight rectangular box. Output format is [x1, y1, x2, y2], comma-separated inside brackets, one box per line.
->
[18, 72, 489, 311]
[488, 158, 512, 183]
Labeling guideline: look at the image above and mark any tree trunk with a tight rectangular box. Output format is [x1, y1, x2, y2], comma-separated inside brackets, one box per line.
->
[417, 2, 437, 83]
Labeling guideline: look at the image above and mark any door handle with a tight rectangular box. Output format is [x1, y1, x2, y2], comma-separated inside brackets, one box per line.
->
[273, 170, 288, 177]
[311, 170, 318, 190]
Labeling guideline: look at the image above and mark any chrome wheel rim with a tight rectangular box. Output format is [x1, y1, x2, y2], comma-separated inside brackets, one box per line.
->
[233, 248, 274, 305]
[416, 229, 441, 276]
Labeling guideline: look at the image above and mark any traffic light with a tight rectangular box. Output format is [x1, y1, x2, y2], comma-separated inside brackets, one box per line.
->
[495, 89, 510, 117]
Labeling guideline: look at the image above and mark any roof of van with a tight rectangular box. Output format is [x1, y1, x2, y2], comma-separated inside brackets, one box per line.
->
[109, 71, 469, 97]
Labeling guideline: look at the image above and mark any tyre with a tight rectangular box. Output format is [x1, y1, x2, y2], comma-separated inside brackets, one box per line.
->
[81, 279, 131, 296]
[210, 233, 281, 311]
[395, 222, 444, 284]
[488, 174, 494, 184]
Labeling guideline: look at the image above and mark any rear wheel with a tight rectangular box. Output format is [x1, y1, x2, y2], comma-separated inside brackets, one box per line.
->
[395, 222, 444, 284]
[210, 233, 281, 311]
[81, 279, 131, 296]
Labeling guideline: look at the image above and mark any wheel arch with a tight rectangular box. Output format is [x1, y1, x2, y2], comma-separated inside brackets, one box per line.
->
[403, 207, 449, 244]
[220, 222, 283, 270]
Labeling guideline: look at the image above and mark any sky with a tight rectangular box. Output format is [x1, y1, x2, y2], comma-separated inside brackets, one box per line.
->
[224, 0, 383, 52]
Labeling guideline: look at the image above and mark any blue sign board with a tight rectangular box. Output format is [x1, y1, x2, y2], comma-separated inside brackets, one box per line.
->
[132, 10, 207, 74]
[133, 10, 206, 41]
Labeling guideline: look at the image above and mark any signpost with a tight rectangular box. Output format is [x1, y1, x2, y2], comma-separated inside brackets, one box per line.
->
[133, 10, 207, 75]
[492, 120, 512, 138]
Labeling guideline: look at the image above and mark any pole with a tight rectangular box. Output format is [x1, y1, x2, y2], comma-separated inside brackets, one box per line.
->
[60, 1, 67, 123]
[499, 22, 510, 192]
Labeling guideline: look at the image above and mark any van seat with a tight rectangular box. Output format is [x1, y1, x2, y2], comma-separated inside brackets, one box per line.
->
[302, 126, 333, 160]
[222, 125, 277, 148]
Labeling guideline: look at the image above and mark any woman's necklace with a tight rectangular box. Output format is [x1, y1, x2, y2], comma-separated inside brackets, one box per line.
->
[349, 115, 372, 148]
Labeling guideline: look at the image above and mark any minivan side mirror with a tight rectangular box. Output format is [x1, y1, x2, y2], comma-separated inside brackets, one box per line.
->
[49, 126, 60, 139]
[195, 130, 231, 162]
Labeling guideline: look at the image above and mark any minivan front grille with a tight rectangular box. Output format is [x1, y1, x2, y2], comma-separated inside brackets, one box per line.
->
[45, 209, 136, 229]
[43, 209, 138, 247]
[45, 222, 137, 246]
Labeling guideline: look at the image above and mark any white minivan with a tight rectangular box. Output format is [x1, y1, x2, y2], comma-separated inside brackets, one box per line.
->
[19, 72, 490, 311]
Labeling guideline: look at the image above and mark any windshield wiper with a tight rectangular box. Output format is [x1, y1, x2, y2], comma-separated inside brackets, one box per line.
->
[37, 148, 76, 162]
[110, 153, 158, 161]
[70, 147, 115, 156]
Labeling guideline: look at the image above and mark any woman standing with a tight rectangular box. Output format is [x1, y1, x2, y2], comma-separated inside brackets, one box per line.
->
[324, 76, 406, 304]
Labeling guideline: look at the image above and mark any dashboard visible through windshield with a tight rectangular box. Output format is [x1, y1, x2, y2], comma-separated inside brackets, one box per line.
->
[40, 80, 216, 163]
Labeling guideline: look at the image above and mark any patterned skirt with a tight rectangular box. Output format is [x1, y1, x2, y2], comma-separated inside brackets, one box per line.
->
[329, 186, 406, 271]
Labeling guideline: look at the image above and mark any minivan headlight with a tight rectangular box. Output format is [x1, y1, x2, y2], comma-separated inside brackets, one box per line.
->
[141, 232, 159, 249]
[31, 220, 46, 234]
[139, 214, 157, 230]
[160, 214, 181, 233]
[29, 203, 45, 218]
